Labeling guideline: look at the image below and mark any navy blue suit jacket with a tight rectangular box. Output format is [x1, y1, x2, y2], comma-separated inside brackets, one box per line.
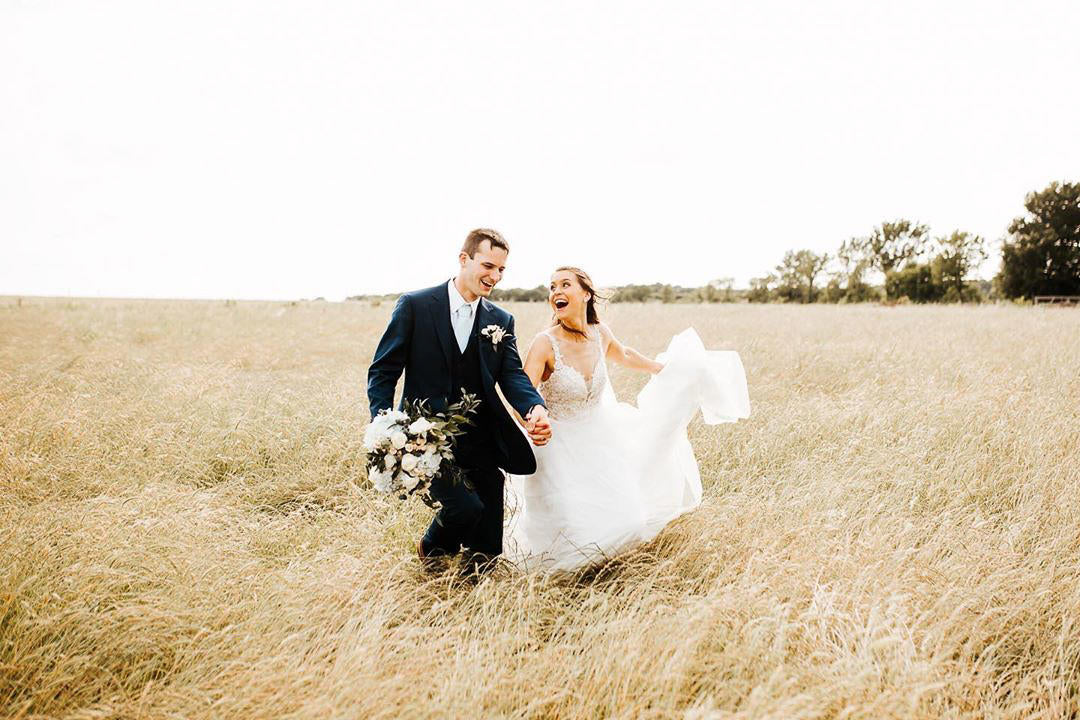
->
[367, 281, 545, 475]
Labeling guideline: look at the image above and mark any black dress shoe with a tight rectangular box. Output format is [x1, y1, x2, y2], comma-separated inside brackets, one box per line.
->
[461, 551, 500, 578]
[416, 538, 445, 572]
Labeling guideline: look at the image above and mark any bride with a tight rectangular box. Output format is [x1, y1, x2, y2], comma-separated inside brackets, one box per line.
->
[503, 267, 752, 572]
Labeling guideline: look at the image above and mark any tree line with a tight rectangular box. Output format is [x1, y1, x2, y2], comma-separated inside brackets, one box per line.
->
[746, 220, 989, 304]
[350, 181, 1078, 304]
[746, 179, 1079, 303]
[487, 281, 738, 304]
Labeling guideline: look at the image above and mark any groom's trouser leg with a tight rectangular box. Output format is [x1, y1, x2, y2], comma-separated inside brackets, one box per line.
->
[464, 467, 505, 558]
[423, 469, 483, 557]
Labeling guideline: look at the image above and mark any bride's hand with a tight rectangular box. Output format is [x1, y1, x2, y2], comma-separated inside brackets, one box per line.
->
[525, 405, 552, 446]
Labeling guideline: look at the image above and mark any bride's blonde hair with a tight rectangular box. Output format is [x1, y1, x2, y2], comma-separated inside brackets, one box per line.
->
[551, 266, 609, 337]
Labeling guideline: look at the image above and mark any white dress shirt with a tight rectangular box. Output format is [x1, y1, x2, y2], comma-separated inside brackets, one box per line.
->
[448, 279, 480, 354]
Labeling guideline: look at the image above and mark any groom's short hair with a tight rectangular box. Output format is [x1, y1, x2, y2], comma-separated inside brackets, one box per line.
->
[463, 228, 509, 257]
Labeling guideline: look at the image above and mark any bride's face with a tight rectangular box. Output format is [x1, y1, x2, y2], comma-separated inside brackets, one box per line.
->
[549, 270, 590, 320]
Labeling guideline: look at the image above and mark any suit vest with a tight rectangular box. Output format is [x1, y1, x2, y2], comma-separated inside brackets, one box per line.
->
[448, 320, 497, 469]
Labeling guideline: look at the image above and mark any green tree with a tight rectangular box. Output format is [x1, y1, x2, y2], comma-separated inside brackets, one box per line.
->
[836, 237, 875, 302]
[822, 276, 845, 303]
[996, 181, 1080, 299]
[856, 219, 930, 280]
[885, 263, 944, 303]
[747, 274, 776, 303]
[932, 231, 987, 302]
[490, 285, 548, 302]
[775, 249, 830, 303]
[613, 284, 652, 302]
[698, 278, 734, 303]
[709, 277, 735, 302]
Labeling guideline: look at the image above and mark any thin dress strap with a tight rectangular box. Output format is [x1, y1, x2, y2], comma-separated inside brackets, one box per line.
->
[543, 328, 565, 366]
[591, 327, 605, 383]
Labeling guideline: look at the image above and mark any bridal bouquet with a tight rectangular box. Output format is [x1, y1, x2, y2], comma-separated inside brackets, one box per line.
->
[363, 393, 480, 506]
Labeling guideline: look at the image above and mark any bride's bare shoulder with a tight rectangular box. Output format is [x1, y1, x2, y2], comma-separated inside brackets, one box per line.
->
[529, 330, 556, 355]
[596, 322, 625, 355]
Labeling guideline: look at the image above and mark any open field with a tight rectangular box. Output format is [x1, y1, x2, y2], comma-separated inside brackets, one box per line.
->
[1, 297, 1079, 719]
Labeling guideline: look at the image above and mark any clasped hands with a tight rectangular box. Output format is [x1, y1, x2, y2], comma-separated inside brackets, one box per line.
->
[524, 405, 552, 446]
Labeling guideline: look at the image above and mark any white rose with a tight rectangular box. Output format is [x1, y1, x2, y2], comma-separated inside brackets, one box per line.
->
[408, 417, 435, 435]
[401, 473, 420, 490]
[400, 453, 419, 472]
[369, 466, 393, 493]
[383, 453, 397, 469]
[419, 450, 441, 475]
[390, 431, 407, 450]
[363, 415, 393, 451]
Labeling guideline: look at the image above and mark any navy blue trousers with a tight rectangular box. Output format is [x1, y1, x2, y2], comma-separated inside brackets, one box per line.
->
[421, 466, 504, 558]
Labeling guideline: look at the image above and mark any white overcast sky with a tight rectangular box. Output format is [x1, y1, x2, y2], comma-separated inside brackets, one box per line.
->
[2, 0, 1078, 300]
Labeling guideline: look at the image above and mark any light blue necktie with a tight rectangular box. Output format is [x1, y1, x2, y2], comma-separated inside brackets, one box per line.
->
[454, 303, 473, 353]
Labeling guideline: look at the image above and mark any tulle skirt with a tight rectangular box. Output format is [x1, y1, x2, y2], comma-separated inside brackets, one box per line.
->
[504, 328, 751, 572]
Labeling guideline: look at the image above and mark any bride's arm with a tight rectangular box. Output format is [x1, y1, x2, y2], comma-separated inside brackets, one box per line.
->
[508, 334, 555, 431]
[599, 323, 663, 374]
[522, 333, 555, 388]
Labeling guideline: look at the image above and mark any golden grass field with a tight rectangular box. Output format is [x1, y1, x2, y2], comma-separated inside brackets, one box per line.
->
[1, 297, 1078, 719]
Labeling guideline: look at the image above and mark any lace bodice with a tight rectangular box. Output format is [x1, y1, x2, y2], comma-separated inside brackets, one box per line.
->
[537, 327, 609, 421]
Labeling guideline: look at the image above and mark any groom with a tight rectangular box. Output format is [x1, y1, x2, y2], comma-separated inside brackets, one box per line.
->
[367, 228, 551, 570]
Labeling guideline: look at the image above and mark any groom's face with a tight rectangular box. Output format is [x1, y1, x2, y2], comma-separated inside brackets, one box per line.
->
[458, 240, 508, 300]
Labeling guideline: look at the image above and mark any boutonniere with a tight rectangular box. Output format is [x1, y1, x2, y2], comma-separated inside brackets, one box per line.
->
[481, 324, 511, 348]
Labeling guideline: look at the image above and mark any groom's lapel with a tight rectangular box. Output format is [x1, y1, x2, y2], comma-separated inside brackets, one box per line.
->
[476, 298, 490, 335]
[476, 299, 496, 380]
[429, 284, 453, 371]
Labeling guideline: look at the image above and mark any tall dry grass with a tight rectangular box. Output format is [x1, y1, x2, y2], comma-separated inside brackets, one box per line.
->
[1, 297, 1078, 719]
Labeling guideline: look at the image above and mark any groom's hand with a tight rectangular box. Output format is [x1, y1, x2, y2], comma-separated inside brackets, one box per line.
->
[525, 405, 551, 446]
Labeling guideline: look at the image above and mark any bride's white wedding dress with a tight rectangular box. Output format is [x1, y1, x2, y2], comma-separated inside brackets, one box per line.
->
[503, 327, 751, 572]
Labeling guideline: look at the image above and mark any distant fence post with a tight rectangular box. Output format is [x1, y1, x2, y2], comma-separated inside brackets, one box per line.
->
[1033, 296, 1080, 306]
